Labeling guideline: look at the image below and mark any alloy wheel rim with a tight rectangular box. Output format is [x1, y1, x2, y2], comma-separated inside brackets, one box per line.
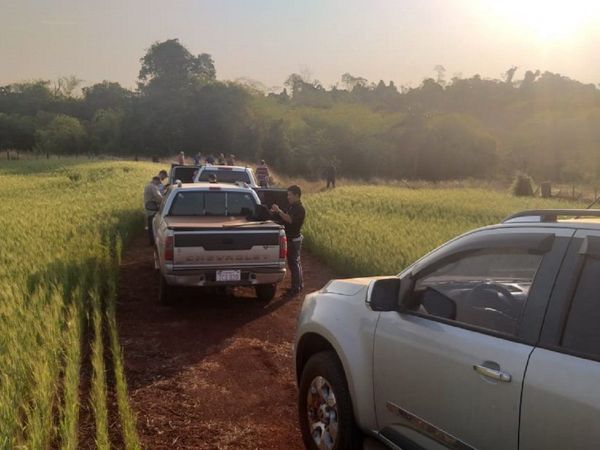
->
[306, 376, 339, 450]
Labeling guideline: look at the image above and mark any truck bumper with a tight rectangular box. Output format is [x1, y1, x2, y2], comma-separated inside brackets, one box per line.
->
[164, 266, 286, 287]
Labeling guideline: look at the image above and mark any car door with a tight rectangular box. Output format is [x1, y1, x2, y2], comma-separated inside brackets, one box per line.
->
[373, 227, 573, 450]
[520, 229, 600, 450]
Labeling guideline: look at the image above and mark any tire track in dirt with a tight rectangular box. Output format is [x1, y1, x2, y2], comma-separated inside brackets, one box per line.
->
[116, 234, 336, 449]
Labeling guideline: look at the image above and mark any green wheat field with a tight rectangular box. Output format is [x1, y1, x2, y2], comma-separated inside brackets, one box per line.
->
[0, 159, 156, 449]
[0, 159, 581, 448]
[303, 185, 580, 276]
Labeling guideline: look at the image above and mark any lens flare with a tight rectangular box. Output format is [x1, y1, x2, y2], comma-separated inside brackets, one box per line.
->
[485, 0, 600, 42]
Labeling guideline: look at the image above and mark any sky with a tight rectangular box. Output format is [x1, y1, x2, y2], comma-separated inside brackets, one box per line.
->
[1, 0, 600, 90]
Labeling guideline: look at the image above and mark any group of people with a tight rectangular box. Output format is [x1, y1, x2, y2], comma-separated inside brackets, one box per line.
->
[177, 151, 237, 167]
[143, 165, 305, 297]
[143, 152, 337, 296]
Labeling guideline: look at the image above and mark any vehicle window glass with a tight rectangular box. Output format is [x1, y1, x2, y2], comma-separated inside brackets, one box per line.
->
[198, 170, 250, 184]
[227, 193, 257, 216]
[168, 191, 255, 216]
[204, 192, 227, 215]
[412, 249, 543, 336]
[169, 192, 206, 216]
[173, 167, 197, 183]
[561, 257, 600, 358]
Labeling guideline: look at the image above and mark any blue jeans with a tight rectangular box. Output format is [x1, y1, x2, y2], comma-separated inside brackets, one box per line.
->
[287, 235, 304, 291]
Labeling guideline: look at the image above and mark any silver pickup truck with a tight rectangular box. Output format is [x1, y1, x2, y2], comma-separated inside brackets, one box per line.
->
[295, 209, 600, 450]
[152, 182, 287, 304]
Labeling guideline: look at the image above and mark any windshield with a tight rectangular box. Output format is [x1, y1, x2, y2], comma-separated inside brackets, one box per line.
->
[168, 191, 257, 216]
[197, 169, 251, 184]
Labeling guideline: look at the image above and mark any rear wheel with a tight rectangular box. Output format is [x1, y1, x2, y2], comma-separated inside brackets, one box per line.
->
[159, 275, 175, 305]
[255, 284, 277, 302]
[298, 351, 362, 450]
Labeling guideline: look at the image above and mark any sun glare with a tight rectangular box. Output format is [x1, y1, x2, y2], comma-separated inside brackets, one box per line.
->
[486, 0, 600, 42]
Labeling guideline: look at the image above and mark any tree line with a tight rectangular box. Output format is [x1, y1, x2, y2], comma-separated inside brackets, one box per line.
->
[1, 38, 600, 182]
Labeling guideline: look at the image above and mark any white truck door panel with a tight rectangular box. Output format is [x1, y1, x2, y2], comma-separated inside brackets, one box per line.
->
[374, 313, 532, 450]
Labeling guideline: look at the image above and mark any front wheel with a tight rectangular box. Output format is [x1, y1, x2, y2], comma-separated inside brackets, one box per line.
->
[298, 351, 362, 450]
[255, 284, 276, 302]
[159, 275, 175, 305]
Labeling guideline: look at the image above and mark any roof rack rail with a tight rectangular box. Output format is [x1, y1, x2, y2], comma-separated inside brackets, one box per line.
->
[503, 209, 600, 223]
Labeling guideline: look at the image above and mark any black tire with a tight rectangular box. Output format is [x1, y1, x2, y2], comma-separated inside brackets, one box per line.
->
[159, 275, 175, 305]
[298, 351, 362, 450]
[255, 284, 276, 302]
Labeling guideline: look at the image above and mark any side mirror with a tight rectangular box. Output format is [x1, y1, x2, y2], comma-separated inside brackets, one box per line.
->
[367, 277, 401, 311]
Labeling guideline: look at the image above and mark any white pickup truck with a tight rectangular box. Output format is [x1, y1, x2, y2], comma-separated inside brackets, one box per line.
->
[193, 165, 258, 187]
[151, 182, 288, 304]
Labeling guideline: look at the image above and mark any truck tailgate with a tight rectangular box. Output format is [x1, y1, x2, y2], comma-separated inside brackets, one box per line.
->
[172, 229, 282, 268]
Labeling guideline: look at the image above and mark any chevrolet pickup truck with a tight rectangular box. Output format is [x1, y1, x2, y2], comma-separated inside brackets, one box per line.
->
[151, 182, 287, 304]
[295, 209, 600, 450]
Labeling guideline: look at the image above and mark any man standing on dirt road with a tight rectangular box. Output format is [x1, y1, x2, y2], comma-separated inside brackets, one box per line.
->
[144, 176, 163, 246]
[271, 185, 305, 296]
[256, 159, 270, 187]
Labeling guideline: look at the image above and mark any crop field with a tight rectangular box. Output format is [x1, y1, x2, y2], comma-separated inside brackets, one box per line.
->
[0, 159, 586, 449]
[0, 159, 155, 449]
[303, 185, 581, 277]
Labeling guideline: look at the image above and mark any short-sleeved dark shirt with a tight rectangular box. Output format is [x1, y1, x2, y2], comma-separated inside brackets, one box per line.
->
[284, 201, 305, 239]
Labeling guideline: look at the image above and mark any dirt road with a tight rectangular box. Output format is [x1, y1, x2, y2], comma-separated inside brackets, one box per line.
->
[116, 235, 336, 449]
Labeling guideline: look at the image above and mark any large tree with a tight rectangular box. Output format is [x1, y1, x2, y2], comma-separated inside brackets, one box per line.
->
[82, 81, 132, 119]
[35, 114, 87, 155]
[138, 39, 215, 94]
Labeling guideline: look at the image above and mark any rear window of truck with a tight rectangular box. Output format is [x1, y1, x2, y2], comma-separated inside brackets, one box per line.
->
[168, 191, 257, 216]
[197, 169, 251, 184]
[171, 166, 199, 183]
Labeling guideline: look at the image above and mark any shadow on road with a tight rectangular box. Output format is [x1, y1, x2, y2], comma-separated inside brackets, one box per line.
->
[116, 234, 335, 449]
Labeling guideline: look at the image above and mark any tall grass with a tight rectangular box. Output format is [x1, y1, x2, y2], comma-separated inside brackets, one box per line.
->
[107, 280, 141, 450]
[58, 297, 83, 450]
[303, 186, 582, 276]
[0, 159, 156, 448]
[90, 288, 110, 449]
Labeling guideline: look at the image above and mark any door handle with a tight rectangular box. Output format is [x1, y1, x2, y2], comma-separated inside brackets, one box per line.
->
[473, 364, 512, 382]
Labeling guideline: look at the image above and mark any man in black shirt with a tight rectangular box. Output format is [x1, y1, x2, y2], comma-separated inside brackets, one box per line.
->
[271, 185, 305, 295]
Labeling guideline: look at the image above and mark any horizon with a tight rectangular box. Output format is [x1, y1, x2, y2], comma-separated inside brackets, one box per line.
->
[2, 0, 600, 90]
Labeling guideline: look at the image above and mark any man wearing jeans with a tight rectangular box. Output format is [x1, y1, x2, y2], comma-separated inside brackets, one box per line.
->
[271, 185, 305, 296]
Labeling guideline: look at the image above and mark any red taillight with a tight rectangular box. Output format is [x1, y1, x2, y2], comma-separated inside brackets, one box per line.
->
[279, 234, 287, 259]
[164, 235, 174, 262]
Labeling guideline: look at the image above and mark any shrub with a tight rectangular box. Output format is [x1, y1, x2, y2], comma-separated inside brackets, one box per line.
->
[511, 172, 535, 197]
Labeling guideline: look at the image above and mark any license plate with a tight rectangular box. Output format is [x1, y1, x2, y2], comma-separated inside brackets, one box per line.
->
[216, 270, 241, 282]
